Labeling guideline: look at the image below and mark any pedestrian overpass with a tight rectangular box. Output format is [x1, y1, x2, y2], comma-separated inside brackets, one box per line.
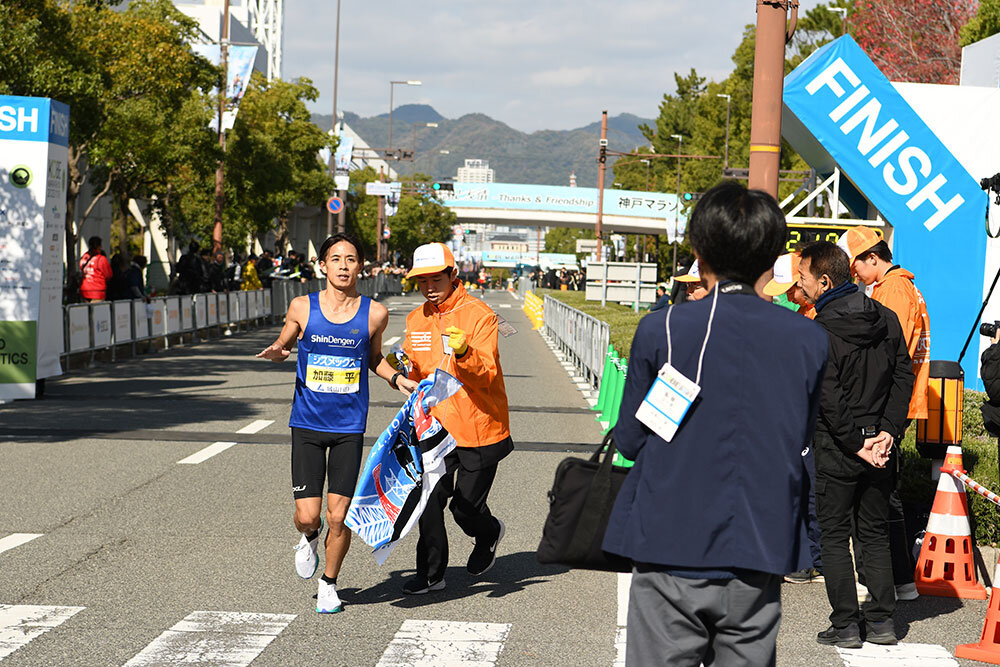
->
[436, 183, 686, 239]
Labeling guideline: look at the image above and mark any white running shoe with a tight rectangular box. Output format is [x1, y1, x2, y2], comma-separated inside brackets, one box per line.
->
[316, 579, 343, 613]
[896, 583, 920, 601]
[294, 522, 322, 579]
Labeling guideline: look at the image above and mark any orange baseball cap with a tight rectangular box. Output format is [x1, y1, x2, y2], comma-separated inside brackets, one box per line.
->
[763, 252, 801, 297]
[674, 260, 701, 283]
[406, 242, 455, 278]
[836, 226, 881, 260]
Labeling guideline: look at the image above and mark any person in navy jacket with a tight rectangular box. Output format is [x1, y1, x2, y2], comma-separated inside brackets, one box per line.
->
[604, 182, 829, 667]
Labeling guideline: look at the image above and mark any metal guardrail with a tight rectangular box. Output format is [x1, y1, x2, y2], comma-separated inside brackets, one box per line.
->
[268, 274, 404, 316]
[542, 295, 610, 389]
[62, 289, 272, 360]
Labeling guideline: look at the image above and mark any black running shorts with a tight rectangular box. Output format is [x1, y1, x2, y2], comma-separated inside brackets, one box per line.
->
[290, 428, 364, 499]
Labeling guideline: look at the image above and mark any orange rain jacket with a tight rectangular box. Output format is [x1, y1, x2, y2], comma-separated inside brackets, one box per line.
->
[403, 282, 511, 448]
[871, 267, 930, 420]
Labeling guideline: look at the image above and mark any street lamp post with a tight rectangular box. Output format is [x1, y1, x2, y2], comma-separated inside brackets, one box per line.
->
[671, 134, 682, 276]
[716, 93, 731, 171]
[388, 80, 421, 152]
[827, 6, 847, 35]
[411, 122, 438, 181]
[641, 159, 651, 191]
[327, 0, 342, 236]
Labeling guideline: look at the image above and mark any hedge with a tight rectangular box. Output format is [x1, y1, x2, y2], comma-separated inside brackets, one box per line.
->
[541, 289, 1000, 544]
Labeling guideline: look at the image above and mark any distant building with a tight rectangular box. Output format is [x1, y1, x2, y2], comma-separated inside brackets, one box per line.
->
[569, 171, 577, 187]
[173, 0, 282, 80]
[456, 159, 495, 183]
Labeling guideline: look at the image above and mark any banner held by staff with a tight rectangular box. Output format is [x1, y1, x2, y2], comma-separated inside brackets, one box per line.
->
[345, 369, 462, 564]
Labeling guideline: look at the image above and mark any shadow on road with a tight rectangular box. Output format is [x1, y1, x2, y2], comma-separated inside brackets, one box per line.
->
[338, 551, 569, 609]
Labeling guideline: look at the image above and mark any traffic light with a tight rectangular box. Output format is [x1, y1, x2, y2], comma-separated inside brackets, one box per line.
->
[682, 192, 703, 202]
[431, 182, 454, 192]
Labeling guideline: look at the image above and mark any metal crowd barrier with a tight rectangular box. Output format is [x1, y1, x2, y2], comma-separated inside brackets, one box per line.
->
[268, 275, 404, 316]
[62, 289, 272, 361]
[542, 295, 610, 389]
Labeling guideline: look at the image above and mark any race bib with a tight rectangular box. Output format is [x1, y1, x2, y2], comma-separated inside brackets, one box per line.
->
[305, 353, 362, 394]
[635, 362, 700, 442]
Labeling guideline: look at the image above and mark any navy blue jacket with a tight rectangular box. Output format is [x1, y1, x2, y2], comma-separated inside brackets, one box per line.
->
[603, 283, 829, 575]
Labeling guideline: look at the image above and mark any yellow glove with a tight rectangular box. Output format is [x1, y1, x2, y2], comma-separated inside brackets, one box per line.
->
[444, 326, 468, 356]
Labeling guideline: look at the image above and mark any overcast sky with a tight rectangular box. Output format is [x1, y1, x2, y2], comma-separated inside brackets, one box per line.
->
[282, 0, 826, 132]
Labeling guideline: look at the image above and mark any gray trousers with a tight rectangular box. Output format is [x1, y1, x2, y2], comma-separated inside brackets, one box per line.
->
[626, 567, 782, 667]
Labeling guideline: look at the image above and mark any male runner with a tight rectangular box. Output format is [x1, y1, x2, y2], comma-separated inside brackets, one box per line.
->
[401, 242, 513, 595]
[257, 233, 417, 613]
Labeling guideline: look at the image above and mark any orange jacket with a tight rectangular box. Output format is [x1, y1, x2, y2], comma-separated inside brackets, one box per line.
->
[403, 283, 510, 448]
[871, 267, 930, 420]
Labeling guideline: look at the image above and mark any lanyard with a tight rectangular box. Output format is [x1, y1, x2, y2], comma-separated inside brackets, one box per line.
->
[665, 282, 720, 386]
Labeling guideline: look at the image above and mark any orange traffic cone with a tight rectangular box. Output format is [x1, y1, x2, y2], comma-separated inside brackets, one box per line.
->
[913, 445, 988, 599]
[956, 559, 1000, 664]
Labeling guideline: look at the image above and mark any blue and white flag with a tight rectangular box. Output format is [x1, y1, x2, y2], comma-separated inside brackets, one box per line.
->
[345, 369, 462, 564]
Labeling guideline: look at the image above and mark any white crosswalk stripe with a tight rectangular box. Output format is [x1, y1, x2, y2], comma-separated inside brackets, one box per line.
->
[0, 604, 85, 661]
[836, 642, 958, 666]
[177, 441, 237, 465]
[0, 533, 42, 555]
[124, 611, 295, 667]
[615, 572, 631, 666]
[376, 619, 512, 666]
[235, 419, 273, 435]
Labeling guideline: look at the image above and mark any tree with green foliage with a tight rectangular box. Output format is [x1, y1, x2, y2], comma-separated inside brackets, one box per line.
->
[961, 0, 1000, 46]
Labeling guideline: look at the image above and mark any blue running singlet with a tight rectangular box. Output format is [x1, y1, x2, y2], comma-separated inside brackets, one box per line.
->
[288, 292, 371, 433]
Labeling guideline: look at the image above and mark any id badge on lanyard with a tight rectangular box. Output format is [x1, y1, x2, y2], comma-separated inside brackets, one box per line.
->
[635, 286, 718, 442]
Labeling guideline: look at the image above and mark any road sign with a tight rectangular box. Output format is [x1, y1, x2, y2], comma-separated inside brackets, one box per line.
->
[575, 239, 599, 253]
[366, 182, 392, 196]
[334, 173, 349, 190]
[326, 196, 344, 214]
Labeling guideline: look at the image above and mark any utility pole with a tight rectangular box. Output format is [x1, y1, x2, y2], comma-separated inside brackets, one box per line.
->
[748, 0, 797, 198]
[377, 167, 386, 263]
[671, 134, 682, 274]
[327, 0, 342, 237]
[716, 93, 731, 171]
[212, 0, 231, 255]
[596, 110, 608, 261]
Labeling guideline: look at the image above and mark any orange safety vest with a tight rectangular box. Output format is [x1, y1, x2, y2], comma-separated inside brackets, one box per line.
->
[403, 282, 511, 448]
[871, 267, 930, 420]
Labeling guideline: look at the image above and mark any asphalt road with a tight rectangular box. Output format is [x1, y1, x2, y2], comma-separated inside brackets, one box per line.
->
[0, 289, 992, 666]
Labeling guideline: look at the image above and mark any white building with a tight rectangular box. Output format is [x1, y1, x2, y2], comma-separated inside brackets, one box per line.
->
[456, 159, 495, 184]
[173, 0, 282, 80]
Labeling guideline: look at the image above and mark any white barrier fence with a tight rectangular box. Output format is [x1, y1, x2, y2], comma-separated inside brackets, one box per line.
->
[542, 295, 610, 389]
[63, 289, 272, 359]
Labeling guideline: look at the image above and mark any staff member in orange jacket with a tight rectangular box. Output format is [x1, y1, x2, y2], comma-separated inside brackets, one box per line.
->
[400, 242, 513, 595]
[839, 225, 930, 602]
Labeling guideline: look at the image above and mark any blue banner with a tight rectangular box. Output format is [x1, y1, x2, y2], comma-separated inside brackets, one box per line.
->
[783, 36, 988, 377]
[0, 97, 69, 147]
[438, 182, 683, 220]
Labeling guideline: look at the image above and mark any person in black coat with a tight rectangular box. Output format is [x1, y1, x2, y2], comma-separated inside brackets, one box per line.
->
[797, 241, 914, 649]
[604, 183, 829, 666]
[981, 332, 1000, 436]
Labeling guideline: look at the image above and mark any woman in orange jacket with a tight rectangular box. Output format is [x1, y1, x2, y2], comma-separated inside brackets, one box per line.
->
[399, 242, 512, 595]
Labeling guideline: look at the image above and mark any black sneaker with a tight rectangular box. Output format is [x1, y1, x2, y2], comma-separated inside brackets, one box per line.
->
[816, 624, 862, 649]
[784, 567, 824, 584]
[467, 518, 505, 576]
[865, 619, 897, 645]
[402, 576, 445, 595]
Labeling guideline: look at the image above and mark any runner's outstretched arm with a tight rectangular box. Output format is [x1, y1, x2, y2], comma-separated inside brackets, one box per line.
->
[256, 296, 307, 361]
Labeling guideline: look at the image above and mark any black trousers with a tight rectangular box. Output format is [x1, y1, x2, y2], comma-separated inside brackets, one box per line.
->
[815, 437, 895, 628]
[416, 439, 510, 581]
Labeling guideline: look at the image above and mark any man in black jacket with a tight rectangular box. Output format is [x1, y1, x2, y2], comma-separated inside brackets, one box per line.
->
[798, 241, 914, 649]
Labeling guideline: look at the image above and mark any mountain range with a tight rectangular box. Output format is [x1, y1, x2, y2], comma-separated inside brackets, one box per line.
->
[311, 104, 655, 187]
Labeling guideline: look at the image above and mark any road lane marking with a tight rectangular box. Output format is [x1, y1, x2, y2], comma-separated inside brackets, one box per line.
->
[0, 533, 43, 555]
[835, 642, 958, 665]
[177, 442, 237, 465]
[124, 611, 295, 667]
[235, 420, 274, 435]
[497, 303, 512, 308]
[384, 336, 400, 347]
[615, 572, 631, 665]
[376, 619, 511, 666]
[0, 604, 85, 661]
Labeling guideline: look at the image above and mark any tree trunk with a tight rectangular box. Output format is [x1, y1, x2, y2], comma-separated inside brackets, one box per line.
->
[64, 144, 84, 288]
[276, 212, 289, 255]
[114, 188, 131, 263]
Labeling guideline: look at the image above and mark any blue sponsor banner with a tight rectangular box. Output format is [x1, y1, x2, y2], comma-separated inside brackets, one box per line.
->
[783, 36, 987, 377]
[438, 182, 683, 220]
[0, 96, 69, 147]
